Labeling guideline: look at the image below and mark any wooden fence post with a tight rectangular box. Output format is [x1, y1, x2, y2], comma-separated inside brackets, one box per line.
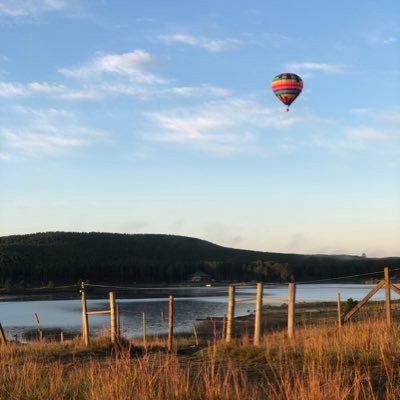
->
[337, 293, 342, 329]
[34, 313, 42, 343]
[193, 324, 199, 346]
[226, 285, 235, 343]
[384, 267, 392, 327]
[81, 284, 89, 346]
[288, 283, 296, 339]
[142, 312, 147, 349]
[117, 304, 121, 339]
[0, 323, 7, 346]
[254, 282, 263, 346]
[342, 280, 385, 323]
[168, 296, 174, 352]
[109, 292, 117, 344]
[221, 314, 226, 340]
[60, 330, 64, 343]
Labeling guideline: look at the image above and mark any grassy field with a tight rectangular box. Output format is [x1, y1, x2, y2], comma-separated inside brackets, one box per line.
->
[1, 301, 400, 399]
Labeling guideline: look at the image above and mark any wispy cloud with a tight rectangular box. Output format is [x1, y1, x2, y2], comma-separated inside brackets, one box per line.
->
[27, 81, 67, 94]
[286, 62, 348, 74]
[350, 107, 400, 126]
[312, 125, 397, 155]
[348, 128, 391, 142]
[0, 80, 104, 100]
[0, 152, 11, 161]
[157, 34, 241, 52]
[1, 47, 235, 102]
[0, 107, 106, 157]
[350, 108, 369, 114]
[59, 49, 166, 84]
[367, 29, 399, 46]
[0, 81, 27, 96]
[143, 98, 304, 155]
[164, 85, 232, 97]
[383, 36, 398, 45]
[2, 129, 88, 154]
[0, 0, 70, 16]
[379, 108, 400, 124]
[0, 78, 232, 101]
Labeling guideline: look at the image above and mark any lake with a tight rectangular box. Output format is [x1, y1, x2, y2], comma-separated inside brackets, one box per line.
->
[0, 284, 395, 340]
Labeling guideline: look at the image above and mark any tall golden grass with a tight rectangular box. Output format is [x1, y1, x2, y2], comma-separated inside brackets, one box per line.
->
[1, 318, 400, 399]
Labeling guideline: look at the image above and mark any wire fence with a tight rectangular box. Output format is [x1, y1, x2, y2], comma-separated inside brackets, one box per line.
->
[1, 266, 399, 346]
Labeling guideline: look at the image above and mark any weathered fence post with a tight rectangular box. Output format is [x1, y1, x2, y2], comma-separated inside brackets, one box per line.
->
[193, 324, 199, 346]
[337, 293, 342, 329]
[81, 283, 89, 346]
[60, 330, 64, 343]
[109, 292, 117, 344]
[226, 285, 235, 343]
[0, 323, 7, 346]
[384, 267, 392, 327]
[254, 282, 263, 346]
[168, 295, 174, 352]
[288, 283, 296, 339]
[221, 314, 226, 340]
[142, 312, 147, 349]
[34, 313, 42, 343]
[117, 303, 121, 338]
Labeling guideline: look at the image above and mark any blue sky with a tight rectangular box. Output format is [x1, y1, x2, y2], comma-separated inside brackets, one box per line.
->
[0, 0, 399, 257]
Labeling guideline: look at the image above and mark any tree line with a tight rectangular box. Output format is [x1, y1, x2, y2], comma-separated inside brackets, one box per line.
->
[0, 232, 398, 288]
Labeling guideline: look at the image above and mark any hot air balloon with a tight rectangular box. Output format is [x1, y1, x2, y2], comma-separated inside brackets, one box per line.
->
[271, 73, 303, 111]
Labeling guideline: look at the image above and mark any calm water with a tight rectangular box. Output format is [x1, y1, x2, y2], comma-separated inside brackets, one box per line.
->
[0, 284, 396, 339]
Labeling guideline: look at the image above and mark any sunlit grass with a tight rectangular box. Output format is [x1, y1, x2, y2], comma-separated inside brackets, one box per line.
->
[1, 318, 400, 399]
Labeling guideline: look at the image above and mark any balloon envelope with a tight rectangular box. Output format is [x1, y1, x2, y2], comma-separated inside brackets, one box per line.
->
[271, 73, 303, 108]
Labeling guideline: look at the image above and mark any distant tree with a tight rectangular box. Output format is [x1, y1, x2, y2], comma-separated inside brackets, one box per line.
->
[4, 278, 13, 290]
[344, 298, 358, 314]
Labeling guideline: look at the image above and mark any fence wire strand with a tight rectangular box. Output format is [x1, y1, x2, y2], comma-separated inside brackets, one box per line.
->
[82, 266, 400, 291]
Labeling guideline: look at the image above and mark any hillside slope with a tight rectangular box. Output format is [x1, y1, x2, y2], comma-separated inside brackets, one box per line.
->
[0, 232, 398, 286]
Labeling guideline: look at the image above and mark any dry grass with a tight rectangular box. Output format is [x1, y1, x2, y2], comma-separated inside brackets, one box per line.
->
[1, 319, 400, 399]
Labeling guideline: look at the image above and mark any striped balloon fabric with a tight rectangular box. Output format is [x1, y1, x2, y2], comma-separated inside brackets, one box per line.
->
[271, 73, 303, 111]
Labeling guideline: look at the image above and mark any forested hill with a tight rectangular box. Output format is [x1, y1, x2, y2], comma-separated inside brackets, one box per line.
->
[0, 232, 399, 287]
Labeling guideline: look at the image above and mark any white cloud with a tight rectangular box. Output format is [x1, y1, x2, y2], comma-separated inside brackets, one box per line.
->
[0, 49, 233, 102]
[367, 30, 399, 46]
[0, 80, 105, 100]
[383, 36, 398, 45]
[27, 82, 67, 94]
[350, 108, 369, 114]
[0, 81, 27, 96]
[58, 87, 104, 100]
[379, 108, 400, 124]
[0, 0, 69, 16]
[0, 78, 232, 102]
[2, 129, 88, 154]
[286, 62, 348, 74]
[0, 152, 11, 161]
[59, 50, 166, 84]
[143, 98, 304, 155]
[157, 34, 241, 52]
[311, 134, 364, 151]
[348, 128, 391, 141]
[0, 107, 106, 157]
[165, 85, 232, 97]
